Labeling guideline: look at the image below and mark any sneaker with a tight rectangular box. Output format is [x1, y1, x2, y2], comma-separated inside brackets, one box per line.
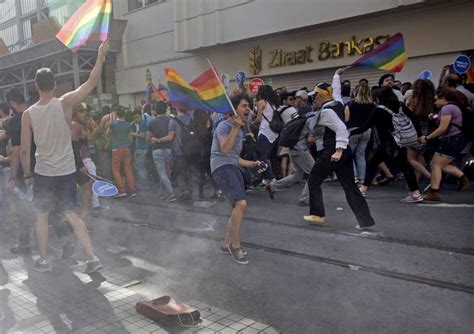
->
[355, 224, 374, 231]
[31, 258, 51, 273]
[93, 205, 109, 212]
[424, 190, 441, 202]
[114, 193, 127, 199]
[167, 196, 177, 203]
[265, 184, 275, 200]
[10, 245, 32, 255]
[227, 246, 249, 265]
[85, 256, 103, 274]
[400, 193, 424, 203]
[423, 184, 431, 193]
[303, 215, 325, 224]
[298, 200, 310, 207]
[358, 186, 367, 198]
[458, 176, 471, 192]
[130, 193, 137, 197]
[220, 245, 247, 256]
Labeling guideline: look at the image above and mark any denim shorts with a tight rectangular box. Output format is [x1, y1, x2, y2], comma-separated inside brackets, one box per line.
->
[33, 172, 77, 213]
[436, 134, 466, 159]
[212, 165, 246, 206]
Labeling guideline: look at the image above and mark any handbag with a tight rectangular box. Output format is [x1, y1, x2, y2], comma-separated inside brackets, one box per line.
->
[136, 295, 201, 328]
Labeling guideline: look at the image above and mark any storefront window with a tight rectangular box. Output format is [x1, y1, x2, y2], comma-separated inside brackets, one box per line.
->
[128, 0, 142, 12]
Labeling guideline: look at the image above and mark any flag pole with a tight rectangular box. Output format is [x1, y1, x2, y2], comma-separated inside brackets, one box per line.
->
[207, 58, 238, 116]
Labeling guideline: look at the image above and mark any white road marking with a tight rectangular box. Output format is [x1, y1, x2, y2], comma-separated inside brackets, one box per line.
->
[417, 203, 474, 208]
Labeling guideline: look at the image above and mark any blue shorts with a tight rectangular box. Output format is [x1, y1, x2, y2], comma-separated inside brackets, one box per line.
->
[436, 134, 466, 159]
[212, 165, 246, 206]
[33, 172, 77, 213]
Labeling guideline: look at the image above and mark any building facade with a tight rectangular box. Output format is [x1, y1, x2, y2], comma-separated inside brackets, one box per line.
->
[114, 0, 474, 108]
[0, 0, 122, 107]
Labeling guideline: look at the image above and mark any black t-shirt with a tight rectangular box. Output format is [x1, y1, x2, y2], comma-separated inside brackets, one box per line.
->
[346, 101, 376, 129]
[148, 116, 172, 150]
[8, 112, 36, 176]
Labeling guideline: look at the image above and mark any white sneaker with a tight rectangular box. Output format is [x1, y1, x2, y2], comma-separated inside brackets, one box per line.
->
[400, 193, 424, 203]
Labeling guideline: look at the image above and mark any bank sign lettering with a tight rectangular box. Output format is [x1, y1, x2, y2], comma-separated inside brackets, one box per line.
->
[249, 34, 389, 75]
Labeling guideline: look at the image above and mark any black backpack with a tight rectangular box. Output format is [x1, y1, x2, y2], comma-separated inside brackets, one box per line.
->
[447, 103, 474, 141]
[172, 117, 201, 159]
[279, 113, 318, 148]
[262, 104, 284, 133]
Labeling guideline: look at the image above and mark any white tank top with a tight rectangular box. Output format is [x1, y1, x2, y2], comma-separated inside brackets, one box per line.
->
[258, 102, 279, 143]
[28, 98, 76, 176]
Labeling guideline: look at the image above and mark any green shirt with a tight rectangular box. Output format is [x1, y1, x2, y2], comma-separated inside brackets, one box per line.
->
[109, 120, 132, 150]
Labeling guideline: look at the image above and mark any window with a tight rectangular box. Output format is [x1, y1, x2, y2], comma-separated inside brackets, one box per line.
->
[128, 0, 142, 12]
[128, 0, 161, 12]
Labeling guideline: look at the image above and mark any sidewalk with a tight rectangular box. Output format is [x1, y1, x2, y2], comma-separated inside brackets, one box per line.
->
[0, 228, 278, 334]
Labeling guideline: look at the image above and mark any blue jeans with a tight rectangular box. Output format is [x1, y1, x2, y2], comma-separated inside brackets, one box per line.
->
[152, 149, 174, 195]
[349, 128, 371, 181]
[134, 149, 150, 190]
[257, 134, 275, 180]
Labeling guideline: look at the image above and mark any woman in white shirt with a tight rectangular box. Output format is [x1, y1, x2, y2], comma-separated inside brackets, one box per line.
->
[252, 85, 280, 183]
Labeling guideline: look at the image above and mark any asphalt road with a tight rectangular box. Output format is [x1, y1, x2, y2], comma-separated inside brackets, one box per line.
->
[89, 180, 474, 333]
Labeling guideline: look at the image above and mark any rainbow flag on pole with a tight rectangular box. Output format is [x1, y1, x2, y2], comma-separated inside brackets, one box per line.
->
[165, 68, 233, 114]
[146, 69, 168, 103]
[56, 0, 112, 53]
[352, 33, 407, 72]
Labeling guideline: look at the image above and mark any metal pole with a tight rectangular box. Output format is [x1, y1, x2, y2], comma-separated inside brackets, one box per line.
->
[72, 53, 80, 89]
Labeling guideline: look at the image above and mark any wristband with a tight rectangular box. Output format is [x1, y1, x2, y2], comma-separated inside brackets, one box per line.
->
[24, 175, 33, 179]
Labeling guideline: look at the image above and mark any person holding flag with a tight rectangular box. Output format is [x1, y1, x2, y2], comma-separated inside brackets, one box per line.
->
[211, 94, 267, 265]
[19, 41, 110, 273]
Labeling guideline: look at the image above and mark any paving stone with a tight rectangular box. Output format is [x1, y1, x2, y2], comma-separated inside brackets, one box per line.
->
[226, 313, 244, 322]
[250, 322, 269, 331]
[238, 318, 256, 326]
[229, 322, 247, 331]
[238, 327, 260, 334]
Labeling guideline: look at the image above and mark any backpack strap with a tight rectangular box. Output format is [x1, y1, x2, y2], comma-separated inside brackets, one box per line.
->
[172, 116, 186, 129]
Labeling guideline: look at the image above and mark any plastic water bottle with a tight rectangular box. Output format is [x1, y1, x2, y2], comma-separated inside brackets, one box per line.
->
[12, 186, 26, 200]
[25, 184, 34, 202]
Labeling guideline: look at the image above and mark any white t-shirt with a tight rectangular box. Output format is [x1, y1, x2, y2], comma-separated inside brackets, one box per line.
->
[279, 106, 298, 124]
[258, 102, 279, 143]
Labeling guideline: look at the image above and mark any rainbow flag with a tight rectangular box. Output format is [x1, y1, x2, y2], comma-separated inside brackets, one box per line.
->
[165, 68, 232, 114]
[146, 69, 168, 103]
[56, 0, 112, 53]
[352, 33, 407, 72]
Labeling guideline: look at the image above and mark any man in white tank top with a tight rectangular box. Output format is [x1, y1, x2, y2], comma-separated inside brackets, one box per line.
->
[20, 41, 110, 273]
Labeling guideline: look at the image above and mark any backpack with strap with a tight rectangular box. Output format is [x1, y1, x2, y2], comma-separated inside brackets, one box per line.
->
[262, 103, 284, 133]
[279, 113, 318, 148]
[172, 116, 201, 159]
[379, 105, 419, 148]
[447, 102, 474, 141]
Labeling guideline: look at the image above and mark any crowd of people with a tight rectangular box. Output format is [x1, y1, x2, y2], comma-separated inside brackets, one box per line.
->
[0, 41, 473, 266]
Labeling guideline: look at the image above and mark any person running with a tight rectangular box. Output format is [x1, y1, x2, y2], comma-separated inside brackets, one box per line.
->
[345, 83, 376, 184]
[303, 82, 375, 230]
[253, 85, 280, 184]
[19, 41, 109, 273]
[108, 106, 137, 198]
[212, 94, 265, 264]
[266, 93, 312, 206]
[407, 79, 436, 182]
[421, 87, 471, 201]
[352, 87, 423, 203]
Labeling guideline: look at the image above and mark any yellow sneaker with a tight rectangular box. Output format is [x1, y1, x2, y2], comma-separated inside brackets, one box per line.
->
[303, 215, 325, 224]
